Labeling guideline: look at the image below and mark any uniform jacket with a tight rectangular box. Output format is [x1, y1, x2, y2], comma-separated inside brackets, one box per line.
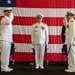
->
[65, 18, 75, 45]
[0, 13, 14, 42]
[32, 22, 48, 44]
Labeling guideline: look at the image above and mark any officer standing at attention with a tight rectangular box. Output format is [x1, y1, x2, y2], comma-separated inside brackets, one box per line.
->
[0, 8, 14, 72]
[32, 14, 48, 69]
[65, 11, 75, 72]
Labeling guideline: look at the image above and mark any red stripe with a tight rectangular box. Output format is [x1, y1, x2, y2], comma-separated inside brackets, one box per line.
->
[13, 17, 64, 26]
[0, 16, 3, 21]
[0, 16, 63, 26]
[13, 17, 63, 26]
[13, 34, 62, 44]
[12, 52, 66, 62]
[16, 0, 75, 8]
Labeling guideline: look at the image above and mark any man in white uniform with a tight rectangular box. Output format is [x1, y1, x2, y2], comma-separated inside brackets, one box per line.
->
[65, 11, 75, 72]
[32, 14, 48, 69]
[0, 8, 14, 72]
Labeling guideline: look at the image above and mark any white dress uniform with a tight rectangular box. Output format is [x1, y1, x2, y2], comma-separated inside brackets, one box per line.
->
[65, 18, 75, 72]
[0, 10, 14, 70]
[32, 22, 48, 68]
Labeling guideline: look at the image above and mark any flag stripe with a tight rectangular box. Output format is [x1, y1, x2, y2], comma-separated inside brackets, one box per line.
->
[15, 43, 62, 53]
[13, 25, 62, 35]
[0, 16, 64, 26]
[0, 8, 75, 17]
[13, 52, 66, 61]
[0, 25, 62, 35]
[16, 0, 75, 8]
[13, 34, 62, 44]
[13, 17, 64, 26]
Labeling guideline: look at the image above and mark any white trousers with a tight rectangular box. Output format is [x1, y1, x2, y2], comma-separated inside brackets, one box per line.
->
[34, 44, 45, 67]
[1, 41, 11, 69]
[67, 44, 75, 71]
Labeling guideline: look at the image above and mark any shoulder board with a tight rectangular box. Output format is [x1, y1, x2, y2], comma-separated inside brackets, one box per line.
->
[71, 20, 73, 22]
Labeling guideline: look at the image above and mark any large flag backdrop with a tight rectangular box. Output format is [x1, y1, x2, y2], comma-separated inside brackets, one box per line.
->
[0, 0, 75, 62]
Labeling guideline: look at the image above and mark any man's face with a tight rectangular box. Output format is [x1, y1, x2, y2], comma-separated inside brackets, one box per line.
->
[66, 15, 72, 20]
[37, 18, 43, 23]
[4, 11, 10, 16]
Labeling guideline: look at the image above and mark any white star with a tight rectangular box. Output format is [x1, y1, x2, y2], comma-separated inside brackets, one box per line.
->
[7, 0, 11, 4]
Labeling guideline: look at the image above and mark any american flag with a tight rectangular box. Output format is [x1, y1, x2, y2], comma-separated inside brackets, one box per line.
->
[0, 0, 74, 62]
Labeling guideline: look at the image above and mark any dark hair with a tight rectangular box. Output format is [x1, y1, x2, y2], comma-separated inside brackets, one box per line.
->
[3, 10, 9, 12]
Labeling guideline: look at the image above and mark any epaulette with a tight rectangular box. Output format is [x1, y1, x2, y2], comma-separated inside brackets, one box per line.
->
[71, 20, 73, 22]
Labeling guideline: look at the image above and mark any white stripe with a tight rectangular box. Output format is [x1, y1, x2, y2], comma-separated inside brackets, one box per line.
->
[0, 7, 75, 17]
[13, 25, 62, 35]
[15, 43, 63, 53]
[0, 25, 62, 35]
